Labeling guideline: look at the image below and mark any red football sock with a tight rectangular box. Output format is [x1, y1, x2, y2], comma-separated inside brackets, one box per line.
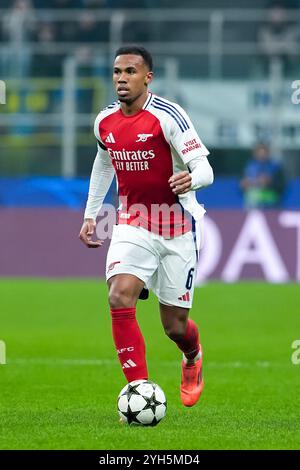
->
[110, 307, 148, 382]
[174, 319, 200, 360]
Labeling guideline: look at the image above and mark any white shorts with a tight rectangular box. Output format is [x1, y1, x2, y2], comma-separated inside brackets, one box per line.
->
[106, 224, 198, 308]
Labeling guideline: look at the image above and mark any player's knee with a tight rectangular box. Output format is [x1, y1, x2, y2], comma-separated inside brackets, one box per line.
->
[109, 286, 137, 309]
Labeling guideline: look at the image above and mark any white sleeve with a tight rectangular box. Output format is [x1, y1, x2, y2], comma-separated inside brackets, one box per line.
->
[188, 155, 214, 190]
[84, 145, 115, 221]
[94, 111, 105, 146]
[168, 103, 210, 165]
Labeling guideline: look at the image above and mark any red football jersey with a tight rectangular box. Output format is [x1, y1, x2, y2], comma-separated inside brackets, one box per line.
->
[94, 92, 209, 237]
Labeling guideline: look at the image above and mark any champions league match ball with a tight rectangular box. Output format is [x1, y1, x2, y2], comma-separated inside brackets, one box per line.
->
[117, 380, 167, 426]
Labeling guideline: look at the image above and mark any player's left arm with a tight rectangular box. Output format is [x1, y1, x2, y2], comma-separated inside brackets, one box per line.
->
[167, 103, 213, 195]
[169, 155, 214, 195]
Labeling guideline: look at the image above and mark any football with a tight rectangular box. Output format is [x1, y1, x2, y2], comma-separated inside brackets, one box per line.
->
[117, 379, 167, 426]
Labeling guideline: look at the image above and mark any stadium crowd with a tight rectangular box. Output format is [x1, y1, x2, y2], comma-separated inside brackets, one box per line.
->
[0, 0, 300, 195]
[0, 0, 161, 77]
[1, 0, 300, 78]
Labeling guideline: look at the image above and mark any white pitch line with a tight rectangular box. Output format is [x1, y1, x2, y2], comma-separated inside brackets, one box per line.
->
[6, 358, 289, 368]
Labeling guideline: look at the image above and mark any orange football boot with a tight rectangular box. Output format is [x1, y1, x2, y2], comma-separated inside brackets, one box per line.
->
[180, 345, 204, 407]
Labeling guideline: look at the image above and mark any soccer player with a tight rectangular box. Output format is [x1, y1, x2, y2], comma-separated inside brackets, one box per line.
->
[79, 45, 214, 407]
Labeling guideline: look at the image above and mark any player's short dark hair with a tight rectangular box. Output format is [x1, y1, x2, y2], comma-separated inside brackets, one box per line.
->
[115, 45, 153, 71]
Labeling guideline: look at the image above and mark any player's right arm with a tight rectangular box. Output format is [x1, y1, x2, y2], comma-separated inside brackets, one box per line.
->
[79, 114, 115, 248]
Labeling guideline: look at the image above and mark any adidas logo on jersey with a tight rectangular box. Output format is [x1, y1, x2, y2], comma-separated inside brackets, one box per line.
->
[178, 291, 190, 302]
[105, 132, 116, 143]
[122, 359, 137, 369]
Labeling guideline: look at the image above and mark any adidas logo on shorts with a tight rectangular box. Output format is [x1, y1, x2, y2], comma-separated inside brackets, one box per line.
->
[178, 291, 190, 301]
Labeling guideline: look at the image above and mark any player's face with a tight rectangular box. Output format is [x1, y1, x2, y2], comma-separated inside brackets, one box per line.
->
[113, 54, 153, 104]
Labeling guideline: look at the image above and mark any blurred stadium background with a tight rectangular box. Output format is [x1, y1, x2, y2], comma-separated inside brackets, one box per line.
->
[1, 0, 300, 281]
[1, 0, 300, 451]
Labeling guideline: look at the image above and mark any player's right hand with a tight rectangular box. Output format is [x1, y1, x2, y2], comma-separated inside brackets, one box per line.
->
[79, 219, 103, 248]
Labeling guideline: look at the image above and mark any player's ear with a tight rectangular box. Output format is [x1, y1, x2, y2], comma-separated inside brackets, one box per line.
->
[145, 71, 153, 86]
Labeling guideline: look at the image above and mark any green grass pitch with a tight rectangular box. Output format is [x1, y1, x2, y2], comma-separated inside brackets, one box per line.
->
[0, 280, 300, 450]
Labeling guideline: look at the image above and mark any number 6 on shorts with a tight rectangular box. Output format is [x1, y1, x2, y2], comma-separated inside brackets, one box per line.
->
[185, 268, 195, 290]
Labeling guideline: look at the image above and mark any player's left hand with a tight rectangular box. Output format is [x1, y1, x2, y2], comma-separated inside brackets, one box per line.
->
[168, 171, 192, 195]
